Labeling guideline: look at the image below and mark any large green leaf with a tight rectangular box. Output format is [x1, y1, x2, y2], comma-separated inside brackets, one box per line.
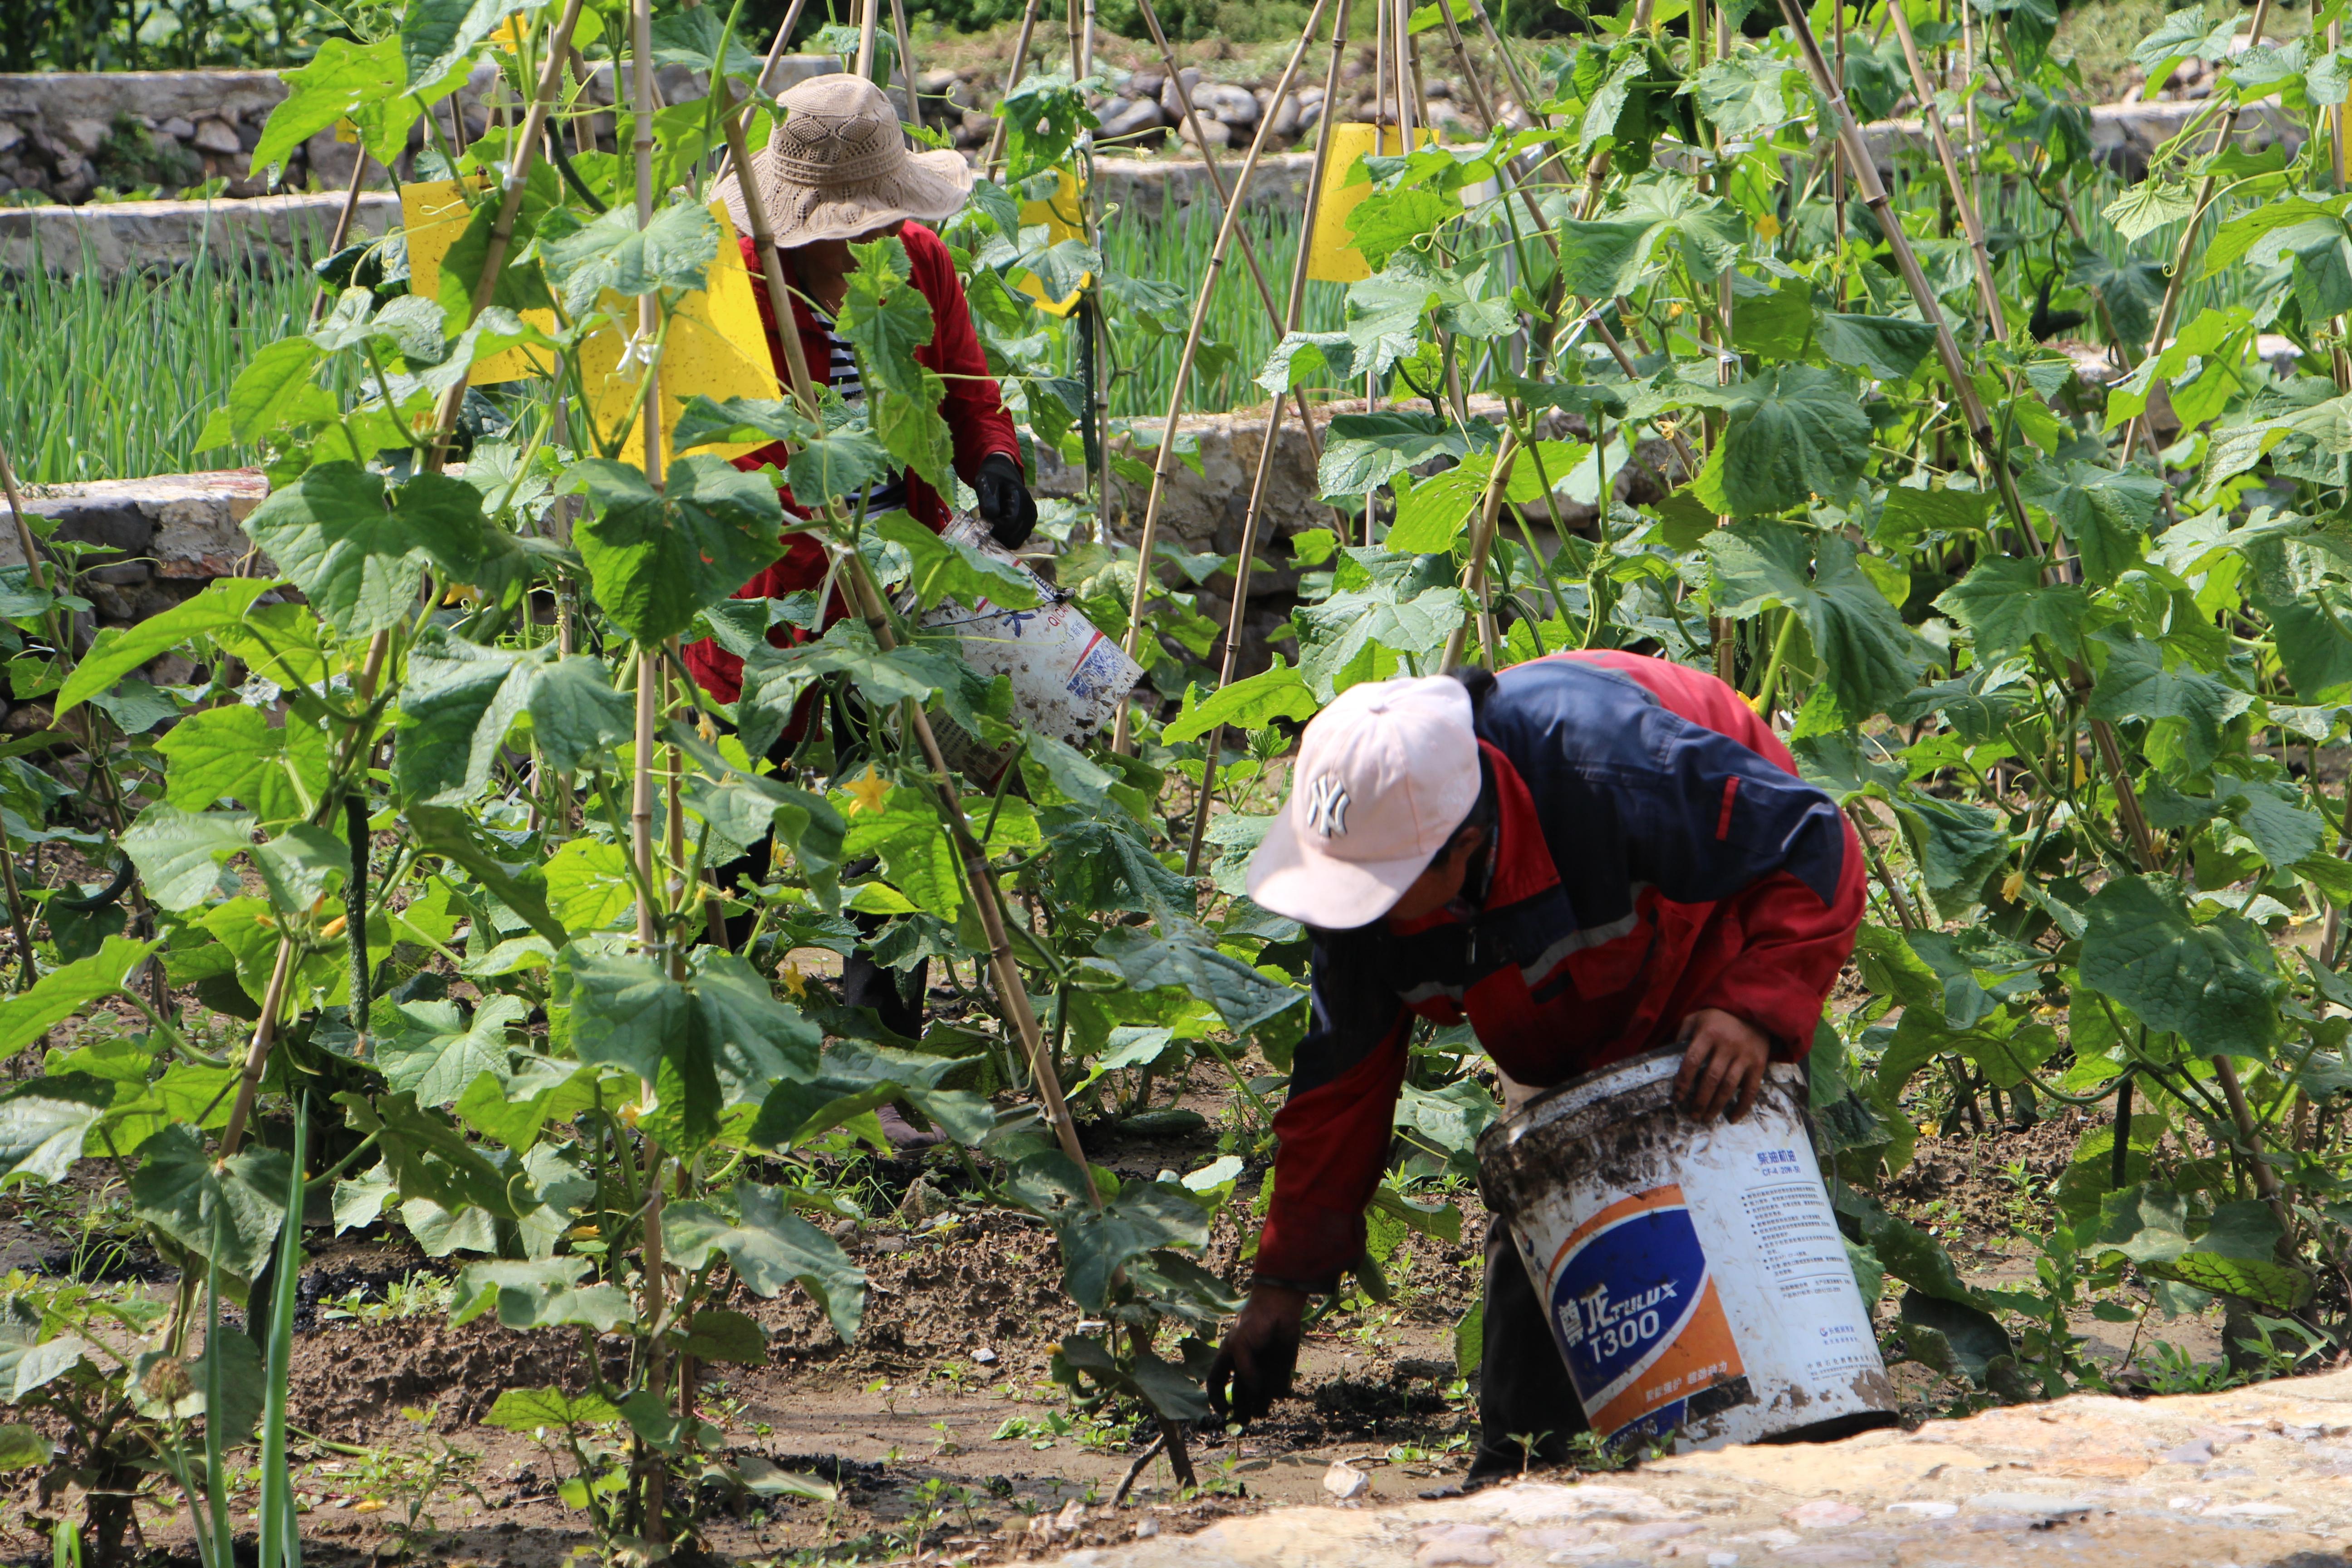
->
[251, 35, 406, 174]
[836, 237, 955, 490]
[1934, 556, 2088, 662]
[540, 199, 720, 315]
[120, 804, 257, 911]
[1556, 178, 1744, 298]
[1706, 523, 1926, 730]
[55, 578, 278, 719]
[451, 1257, 636, 1332]
[0, 937, 159, 1055]
[2145, 1252, 2314, 1311]
[1088, 921, 1301, 1034]
[1316, 412, 1474, 498]
[335, 1090, 538, 1221]
[665, 1181, 866, 1341]
[872, 511, 1039, 612]
[130, 1124, 289, 1279]
[1693, 367, 1872, 516]
[484, 1386, 623, 1432]
[1294, 583, 1466, 701]
[377, 995, 529, 1107]
[243, 464, 494, 637]
[2078, 877, 2281, 1058]
[1161, 658, 1320, 743]
[1815, 313, 1938, 382]
[2018, 461, 2164, 585]
[394, 633, 543, 806]
[1896, 794, 2010, 913]
[569, 455, 784, 646]
[0, 1077, 115, 1186]
[564, 947, 819, 1153]
[154, 704, 331, 823]
[2088, 627, 2255, 774]
[1693, 53, 1793, 136]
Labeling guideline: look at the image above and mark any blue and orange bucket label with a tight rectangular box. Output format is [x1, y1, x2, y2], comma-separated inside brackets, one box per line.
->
[1530, 1184, 1747, 1446]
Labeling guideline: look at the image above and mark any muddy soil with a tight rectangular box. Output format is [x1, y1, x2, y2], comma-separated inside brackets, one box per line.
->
[0, 934, 2240, 1567]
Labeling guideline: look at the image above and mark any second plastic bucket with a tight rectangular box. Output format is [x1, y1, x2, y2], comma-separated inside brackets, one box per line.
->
[1476, 1047, 1898, 1451]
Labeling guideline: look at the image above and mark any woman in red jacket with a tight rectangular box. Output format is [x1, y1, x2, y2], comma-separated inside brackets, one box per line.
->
[692, 73, 1034, 1061]
[687, 71, 1035, 705]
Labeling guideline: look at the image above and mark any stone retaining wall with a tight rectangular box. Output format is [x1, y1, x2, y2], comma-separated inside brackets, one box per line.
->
[2, 392, 1636, 715]
[1039, 1365, 2352, 1568]
[0, 150, 1319, 275]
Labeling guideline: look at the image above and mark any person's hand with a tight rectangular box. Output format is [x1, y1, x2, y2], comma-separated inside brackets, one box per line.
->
[1207, 1283, 1306, 1423]
[1673, 1008, 1771, 1122]
[975, 452, 1036, 549]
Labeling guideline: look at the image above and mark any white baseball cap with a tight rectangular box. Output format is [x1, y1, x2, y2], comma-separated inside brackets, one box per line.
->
[1245, 676, 1482, 930]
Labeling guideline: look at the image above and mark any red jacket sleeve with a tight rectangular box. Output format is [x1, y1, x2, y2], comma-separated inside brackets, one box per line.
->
[1253, 935, 1412, 1291]
[1689, 837, 1866, 1053]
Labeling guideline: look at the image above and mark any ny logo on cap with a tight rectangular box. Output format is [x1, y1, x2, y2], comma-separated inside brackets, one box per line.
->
[1304, 773, 1351, 838]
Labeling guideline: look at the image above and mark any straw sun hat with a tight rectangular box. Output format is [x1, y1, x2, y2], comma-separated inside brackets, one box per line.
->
[714, 73, 973, 246]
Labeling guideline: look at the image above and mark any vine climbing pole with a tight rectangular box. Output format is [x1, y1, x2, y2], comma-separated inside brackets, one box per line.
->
[1181, 0, 1357, 877]
[1107, 0, 1341, 754]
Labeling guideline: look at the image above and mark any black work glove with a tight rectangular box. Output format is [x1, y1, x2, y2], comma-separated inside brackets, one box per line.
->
[1207, 1284, 1305, 1424]
[975, 451, 1037, 550]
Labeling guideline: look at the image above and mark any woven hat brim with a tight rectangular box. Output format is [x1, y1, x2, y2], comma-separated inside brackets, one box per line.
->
[715, 147, 973, 246]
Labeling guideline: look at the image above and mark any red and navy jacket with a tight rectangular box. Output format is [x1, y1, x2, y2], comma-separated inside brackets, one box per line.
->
[1254, 651, 1866, 1290]
[682, 222, 1022, 706]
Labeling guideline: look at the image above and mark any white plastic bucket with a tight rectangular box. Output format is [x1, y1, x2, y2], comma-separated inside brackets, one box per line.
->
[1476, 1047, 1897, 1452]
[908, 519, 1143, 778]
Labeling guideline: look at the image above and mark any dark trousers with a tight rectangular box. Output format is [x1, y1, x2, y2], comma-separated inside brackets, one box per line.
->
[717, 844, 926, 1040]
[1470, 1215, 1590, 1482]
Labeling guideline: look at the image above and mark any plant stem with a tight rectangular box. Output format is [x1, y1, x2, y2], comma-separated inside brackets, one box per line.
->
[1440, 426, 1523, 668]
[2122, 0, 2273, 461]
[422, 0, 590, 470]
[1109, 0, 1338, 754]
[219, 936, 298, 1158]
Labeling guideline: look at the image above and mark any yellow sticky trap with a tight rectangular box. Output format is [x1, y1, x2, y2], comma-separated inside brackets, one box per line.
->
[578, 211, 778, 467]
[1017, 167, 1089, 315]
[1306, 124, 1438, 284]
[400, 180, 563, 385]
[399, 182, 779, 465]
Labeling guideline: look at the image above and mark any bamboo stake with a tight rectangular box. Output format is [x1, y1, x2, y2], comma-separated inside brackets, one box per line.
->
[1107, 0, 1338, 754]
[422, 0, 591, 469]
[714, 96, 1093, 1191]
[1885, 0, 2007, 341]
[1833, 0, 1848, 304]
[856, 0, 882, 82]
[1176, 0, 1349, 873]
[2123, 0, 2272, 460]
[219, 938, 297, 1156]
[980, 0, 1047, 176]
[1439, 426, 1519, 668]
[1771, 0, 2031, 540]
[888, 0, 922, 125]
[708, 0, 816, 187]
[1133, 0, 1331, 476]
[1181, 407, 1290, 881]
[626, 0, 670, 1545]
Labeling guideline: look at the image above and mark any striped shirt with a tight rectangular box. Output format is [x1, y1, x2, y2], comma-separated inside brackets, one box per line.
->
[812, 302, 908, 516]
